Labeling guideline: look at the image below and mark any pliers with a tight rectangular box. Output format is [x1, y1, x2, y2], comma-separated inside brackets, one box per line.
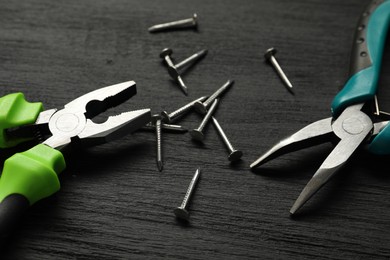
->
[250, 0, 390, 215]
[0, 81, 151, 240]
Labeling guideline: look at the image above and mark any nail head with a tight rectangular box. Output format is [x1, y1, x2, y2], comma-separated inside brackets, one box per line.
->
[264, 47, 277, 60]
[228, 150, 243, 162]
[192, 13, 198, 26]
[193, 101, 207, 114]
[160, 48, 173, 58]
[189, 129, 204, 141]
[174, 207, 190, 220]
[161, 111, 171, 123]
[151, 114, 162, 123]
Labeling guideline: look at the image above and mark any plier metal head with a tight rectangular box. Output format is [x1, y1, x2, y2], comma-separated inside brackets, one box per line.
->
[251, 0, 390, 215]
[8, 81, 151, 150]
[250, 102, 388, 214]
[44, 81, 150, 149]
[0, 81, 150, 240]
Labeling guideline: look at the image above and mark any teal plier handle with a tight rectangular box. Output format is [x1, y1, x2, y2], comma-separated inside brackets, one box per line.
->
[331, 0, 390, 154]
[332, 0, 390, 114]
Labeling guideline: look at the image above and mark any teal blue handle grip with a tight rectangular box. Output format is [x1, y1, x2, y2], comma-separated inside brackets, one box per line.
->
[369, 1, 390, 154]
[331, 0, 390, 116]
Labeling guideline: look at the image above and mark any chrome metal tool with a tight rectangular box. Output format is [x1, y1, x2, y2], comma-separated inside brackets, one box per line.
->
[251, 0, 390, 215]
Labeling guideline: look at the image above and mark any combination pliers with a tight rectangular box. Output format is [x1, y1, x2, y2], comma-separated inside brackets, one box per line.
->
[0, 81, 151, 239]
[251, 0, 390, 215]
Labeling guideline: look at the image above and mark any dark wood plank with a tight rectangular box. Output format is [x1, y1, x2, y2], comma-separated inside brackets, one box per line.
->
[1, 0, 390, 259]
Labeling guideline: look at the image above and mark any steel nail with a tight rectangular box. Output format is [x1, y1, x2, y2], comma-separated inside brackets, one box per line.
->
[149, 13, 198, 33]
[194, 80, 234, 114]
[151, 114, 164, 171]
[141, 122, 188, 133]
[161, 96, 208, 123]
[160, 48, 188, 95]
[264, 47, 294, 93]
[175, 49, 208, 72]
[174, 167, 201, 221]
[211, 117, 243, 162]
[190, 99, 219, 141]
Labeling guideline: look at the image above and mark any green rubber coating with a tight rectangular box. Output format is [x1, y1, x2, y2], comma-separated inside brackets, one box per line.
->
[0, 144, 66, 205]
[0, 93, 43, 148]
[331, 0, 390, 115]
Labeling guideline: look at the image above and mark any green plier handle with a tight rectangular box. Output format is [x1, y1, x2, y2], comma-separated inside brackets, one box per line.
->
[0, 93, 65, 242]
[331, 0, 390, 154]
[0, 80, 151, 242]
[0, 93, 43, 148]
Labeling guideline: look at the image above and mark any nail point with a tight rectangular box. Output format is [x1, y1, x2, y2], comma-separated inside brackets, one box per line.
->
[157, 160, 164, 172]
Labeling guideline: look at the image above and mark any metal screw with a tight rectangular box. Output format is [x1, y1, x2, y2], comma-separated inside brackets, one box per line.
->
[160, 48, 188, 96]
[161, 95, 208, 123]
[190, 99, 219, 141]
[264, 47, 294, 93]
[211, 117, 243, 162]
[151, 114, 164, 171]
[194, 80, 234, 114]
[149, 13, 198, 33]
[175, 49, 208, 73]
[174, 167, 201, 221]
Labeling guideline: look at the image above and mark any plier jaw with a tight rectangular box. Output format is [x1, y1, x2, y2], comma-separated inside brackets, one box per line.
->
[42, 81, 151, 150]
[4, 81, 151, 150]
[0, 81, 151, 240]
[251, 0, 390, 215]
[250, 103, 383, 214]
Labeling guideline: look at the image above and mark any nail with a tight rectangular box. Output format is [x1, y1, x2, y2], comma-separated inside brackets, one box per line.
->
[194, 80, 234, 114]
[152, 114, 164, 171]
[161, 96, 208, 123]
[373, 95, 390, 116]
[175, 49, 208, 72]
[149, 13, 198, 33]
[264, 47, 294, 93]
[174, 167, 201, 221]
[190, 99, 219, 141]
[211, 117, 243, 162]
[374, 95, 380, 115]
[141, 122, 188, 133]
[160, 48, 188, 95]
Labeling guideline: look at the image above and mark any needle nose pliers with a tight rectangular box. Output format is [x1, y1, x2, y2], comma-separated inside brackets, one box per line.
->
[250, 0, 390, 215]
[0, 81, 151, 239]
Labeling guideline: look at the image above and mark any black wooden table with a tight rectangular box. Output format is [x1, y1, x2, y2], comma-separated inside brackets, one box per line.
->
[1, 0, 390, 259]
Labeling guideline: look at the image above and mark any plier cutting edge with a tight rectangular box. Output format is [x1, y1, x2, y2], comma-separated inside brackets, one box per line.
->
[0, 81, 151, 240]
[250, 0, 390, 215]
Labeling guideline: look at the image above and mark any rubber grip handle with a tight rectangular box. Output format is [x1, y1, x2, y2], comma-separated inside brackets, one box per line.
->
[0, 144, 65, 205]
[331, 0, 390, 116]
[0, 194, 29, 244]
[0, 144, 65, 240]
[0, 93, 43, 148]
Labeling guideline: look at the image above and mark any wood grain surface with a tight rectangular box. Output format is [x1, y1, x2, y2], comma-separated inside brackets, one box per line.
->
[1, 0, 390, 259]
